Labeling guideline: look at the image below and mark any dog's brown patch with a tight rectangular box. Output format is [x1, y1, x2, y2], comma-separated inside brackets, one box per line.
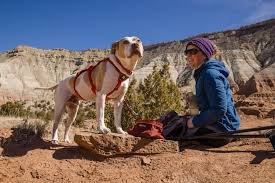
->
[117, 41, 127, 59]
[67, 76, 79, 97]
[65, 95, 79, 108]
[90, 61, 106, 92]
[111, 41, 119, 54]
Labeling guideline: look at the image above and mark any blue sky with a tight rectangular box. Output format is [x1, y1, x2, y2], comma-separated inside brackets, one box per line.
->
[1, 0, 275, 52]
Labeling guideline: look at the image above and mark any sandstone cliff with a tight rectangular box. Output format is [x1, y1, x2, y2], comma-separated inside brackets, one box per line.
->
[0, 19, 274, 117]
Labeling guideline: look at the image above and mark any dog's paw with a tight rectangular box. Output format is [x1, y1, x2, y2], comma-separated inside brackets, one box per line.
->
[64, 138, 72, 143]
[51, 140, 59, 145]
[116, 127, 128, 134]
[98, 126, 111, 134]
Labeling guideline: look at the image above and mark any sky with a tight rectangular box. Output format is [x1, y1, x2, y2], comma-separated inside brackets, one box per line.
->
[0, 0, 275, 52]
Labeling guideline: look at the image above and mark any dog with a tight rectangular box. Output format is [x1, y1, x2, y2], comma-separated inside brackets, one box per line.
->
[37, 36, 143, 144]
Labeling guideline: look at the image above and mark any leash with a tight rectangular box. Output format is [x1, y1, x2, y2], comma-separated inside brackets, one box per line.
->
[124, 99, 140, 117]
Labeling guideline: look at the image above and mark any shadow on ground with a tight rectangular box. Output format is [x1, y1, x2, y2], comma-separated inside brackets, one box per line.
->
[0, 127, 156, 162]
[180, 140, 275, 164]
[1, 127, 62, 157]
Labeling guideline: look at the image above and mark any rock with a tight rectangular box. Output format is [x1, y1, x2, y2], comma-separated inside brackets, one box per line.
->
[0, 147, 3, 156]
[74, 132, 179, 156]
[238, 63, 275, 96]
[0, 128, 12, 147]
[235, 63, 275, 117]
[30, 170, 41, 179]
[141, 157, 151, 165]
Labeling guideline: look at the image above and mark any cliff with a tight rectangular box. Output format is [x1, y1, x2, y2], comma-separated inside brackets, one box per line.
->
[0, 19, 275, 117]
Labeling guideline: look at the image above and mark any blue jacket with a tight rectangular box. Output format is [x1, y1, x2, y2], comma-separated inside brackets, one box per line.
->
[192, 60, 240, 132]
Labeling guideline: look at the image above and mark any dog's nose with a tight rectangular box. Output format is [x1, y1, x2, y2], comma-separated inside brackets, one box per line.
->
[132, 43, 138, 49]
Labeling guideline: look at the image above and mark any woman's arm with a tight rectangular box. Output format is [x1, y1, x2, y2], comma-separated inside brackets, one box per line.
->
[191, 70, 227, 127]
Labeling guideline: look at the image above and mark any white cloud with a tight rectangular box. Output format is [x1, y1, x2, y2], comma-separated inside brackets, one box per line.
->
[245, 0, 275, 23]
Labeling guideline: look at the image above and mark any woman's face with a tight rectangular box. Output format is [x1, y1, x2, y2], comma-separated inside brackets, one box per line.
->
[185, 45, 206, 70]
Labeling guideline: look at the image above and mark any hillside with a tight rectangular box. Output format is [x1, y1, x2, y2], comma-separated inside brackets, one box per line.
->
[0, 19, 275, 117]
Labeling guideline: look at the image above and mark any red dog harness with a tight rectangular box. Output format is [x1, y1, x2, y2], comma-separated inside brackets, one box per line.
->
[73, 57, 132, 100]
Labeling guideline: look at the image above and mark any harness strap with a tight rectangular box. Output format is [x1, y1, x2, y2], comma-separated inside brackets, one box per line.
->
[113, 56, 133, 76]
[73, 57, 130, 101]
[73, 58, 104, 100]
[87, 58, 108, 98]
[73, 69, 87, 100]
[106, 60, 129, 99]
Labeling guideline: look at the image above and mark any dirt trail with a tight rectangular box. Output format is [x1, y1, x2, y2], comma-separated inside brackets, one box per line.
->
[0, 115, 274, 183]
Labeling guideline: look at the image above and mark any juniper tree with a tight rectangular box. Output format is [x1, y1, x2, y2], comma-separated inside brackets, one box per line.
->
[121, 63, 182, 130]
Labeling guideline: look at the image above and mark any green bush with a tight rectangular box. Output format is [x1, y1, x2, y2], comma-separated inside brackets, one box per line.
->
[16, 119, 47, 138]
[120, 63, 182, 130]
[0, 101, 54, 123]
[73, 104, 86, 127]
[0, 101, 30, 117]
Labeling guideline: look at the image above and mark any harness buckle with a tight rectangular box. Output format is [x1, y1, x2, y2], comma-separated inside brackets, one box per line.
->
[120, 74, 129, 81]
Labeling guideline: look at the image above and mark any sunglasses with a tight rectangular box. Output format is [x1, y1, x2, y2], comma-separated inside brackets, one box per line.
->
[184, 48, 200, 56]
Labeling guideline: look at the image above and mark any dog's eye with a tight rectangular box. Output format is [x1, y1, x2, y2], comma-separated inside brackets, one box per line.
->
[123, 40, 130, 44]
[136, 39, 141, 43]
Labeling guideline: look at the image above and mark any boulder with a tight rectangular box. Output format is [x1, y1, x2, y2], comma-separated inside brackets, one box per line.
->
[74, 132, 179, 156]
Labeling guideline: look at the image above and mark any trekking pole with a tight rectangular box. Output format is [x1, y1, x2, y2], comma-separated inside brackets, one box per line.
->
[183, 133, 271, 139]
[219, 125, 275, 135]
[181, 126, 275, 150]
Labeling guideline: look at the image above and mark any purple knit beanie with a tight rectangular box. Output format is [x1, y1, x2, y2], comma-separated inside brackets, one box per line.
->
[186, 37, 215, 60]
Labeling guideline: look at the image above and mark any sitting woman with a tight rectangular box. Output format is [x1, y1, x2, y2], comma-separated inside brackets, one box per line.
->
[184, 37, 240, 147]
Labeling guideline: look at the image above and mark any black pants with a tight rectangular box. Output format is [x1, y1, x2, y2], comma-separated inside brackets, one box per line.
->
[194, 128, 231, 147]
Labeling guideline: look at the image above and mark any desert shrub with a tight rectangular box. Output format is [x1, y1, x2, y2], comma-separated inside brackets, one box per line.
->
[16, 119, 48, 138]
[104, 103, 115, 131]
[86, 109, 96, 119]
[141, 64, 182, 118]
[121, 77, 144, 130]
[121, 63, 182, 131]
[0, 101, 31, 117]
[0, 100, 54, 124]
[73, 104, 86, 127]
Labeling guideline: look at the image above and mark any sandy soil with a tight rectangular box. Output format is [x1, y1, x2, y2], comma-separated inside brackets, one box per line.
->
[0, 115, 274, 183]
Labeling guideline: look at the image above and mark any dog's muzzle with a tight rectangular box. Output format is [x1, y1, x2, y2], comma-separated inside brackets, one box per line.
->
[132, 44, 142, 57]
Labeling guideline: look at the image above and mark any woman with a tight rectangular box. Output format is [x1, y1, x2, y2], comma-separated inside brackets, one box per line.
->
[185, 37, 240, 147]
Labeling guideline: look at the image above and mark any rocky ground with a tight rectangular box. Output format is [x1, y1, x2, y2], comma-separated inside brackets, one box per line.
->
[0, 115, 274, 183]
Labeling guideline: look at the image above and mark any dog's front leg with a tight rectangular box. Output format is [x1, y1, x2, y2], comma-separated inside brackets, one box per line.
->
[96, 92, 111, 134]
[114, 98, 127, 134]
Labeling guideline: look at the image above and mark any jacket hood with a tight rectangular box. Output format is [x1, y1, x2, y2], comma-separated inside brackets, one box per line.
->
[194, 60, 229, 79]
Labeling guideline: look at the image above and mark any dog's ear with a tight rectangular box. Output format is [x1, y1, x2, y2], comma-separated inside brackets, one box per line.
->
[111, 41, 119, 54]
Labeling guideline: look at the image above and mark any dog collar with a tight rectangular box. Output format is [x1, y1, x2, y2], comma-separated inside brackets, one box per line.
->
[112, 56, 133, 76]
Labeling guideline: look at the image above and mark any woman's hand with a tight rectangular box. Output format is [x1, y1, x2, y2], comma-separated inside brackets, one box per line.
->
[187, 117, 194, 128]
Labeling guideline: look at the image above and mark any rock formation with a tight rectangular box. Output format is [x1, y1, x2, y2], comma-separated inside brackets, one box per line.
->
[236, 63, 275, 118]
[0, 19, 274, 117]
[74, 132, 179, 156]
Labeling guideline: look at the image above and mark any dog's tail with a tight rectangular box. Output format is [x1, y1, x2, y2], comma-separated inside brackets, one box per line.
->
[34, 84, 58, 91]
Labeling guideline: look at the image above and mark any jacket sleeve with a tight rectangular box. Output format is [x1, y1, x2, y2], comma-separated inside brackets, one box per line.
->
[192, 70, 227, 127]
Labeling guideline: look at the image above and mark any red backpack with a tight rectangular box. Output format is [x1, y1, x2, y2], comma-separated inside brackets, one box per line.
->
[128, 119, 164, 139]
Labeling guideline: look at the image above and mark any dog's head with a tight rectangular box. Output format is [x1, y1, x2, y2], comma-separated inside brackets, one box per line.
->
[111, 36, 144, 59]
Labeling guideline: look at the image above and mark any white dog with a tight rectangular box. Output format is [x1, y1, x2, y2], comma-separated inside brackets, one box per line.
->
[37, 36, 143, 144]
